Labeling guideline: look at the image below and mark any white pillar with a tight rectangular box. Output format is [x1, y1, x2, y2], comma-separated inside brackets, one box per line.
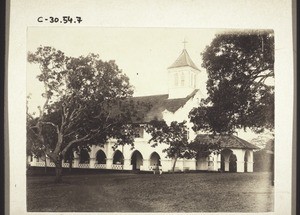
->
[106, 142, 115, 159]
[46, 157, 51, 166]
[247, 150, 254, 172]
[233, 149, 245, 173]
[89, 158, 96, 168]
[211, 154, 219, 171]
[27, 156, 31, 165]
[89, 145, 97, 159]
[73, 157, 79, 168]
[224, 161, 230, 172]
[123, 159, 132, 170]
[106, 158, 113, 169]
[217, 154, 221, 171]
[247, 162, 254, 172]
[32, 156, 38, 166]
[140, 159, 150, 171]
[236, 161, 245, 172]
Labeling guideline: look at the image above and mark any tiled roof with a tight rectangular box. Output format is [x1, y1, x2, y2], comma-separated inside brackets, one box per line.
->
[168, 49, 200, 71]
[195, 134, 260, 150]
[118, 90, 199, 123]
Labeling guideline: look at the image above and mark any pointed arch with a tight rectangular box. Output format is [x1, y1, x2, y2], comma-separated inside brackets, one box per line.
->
[96, 150, 107, 164]
[149, 152, 161, 166]
[79, 148, 90, 164]
[113, 150, 124, 165]
[131, 150, 143, 170]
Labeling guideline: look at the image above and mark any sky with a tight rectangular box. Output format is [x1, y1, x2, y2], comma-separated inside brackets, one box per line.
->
[27, 27, 218, 111]
[26, 27, 273, 142]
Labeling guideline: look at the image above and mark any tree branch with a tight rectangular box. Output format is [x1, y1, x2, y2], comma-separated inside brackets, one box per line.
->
[61, 134, 91, 156]
[40, 121, 59, 133]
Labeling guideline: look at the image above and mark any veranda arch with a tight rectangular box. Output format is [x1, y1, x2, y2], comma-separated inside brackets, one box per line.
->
[130, 150, 143, 170]
[96, 149, 107, 164]
[149, 152, 161, 167]
[113, 150, 124, 165]
[220, 149, 237, 172]
[79, 148, 90, 164]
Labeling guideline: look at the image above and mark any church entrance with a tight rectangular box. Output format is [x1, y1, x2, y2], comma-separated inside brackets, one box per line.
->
[131, 150, 143, 170]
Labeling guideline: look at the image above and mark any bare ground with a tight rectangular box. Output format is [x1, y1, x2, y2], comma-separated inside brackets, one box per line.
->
[27, 172, 274, 212]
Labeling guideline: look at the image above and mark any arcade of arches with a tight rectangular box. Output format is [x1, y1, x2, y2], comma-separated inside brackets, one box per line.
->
[29, 142, 254, 173]
[195, 148, 254, 173]
[27, 48, 258, 173]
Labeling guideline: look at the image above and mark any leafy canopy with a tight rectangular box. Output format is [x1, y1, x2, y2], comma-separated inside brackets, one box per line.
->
[145, 120, 191, 159]
[27, 46, 138, 163]
[189, 31, 274, 134]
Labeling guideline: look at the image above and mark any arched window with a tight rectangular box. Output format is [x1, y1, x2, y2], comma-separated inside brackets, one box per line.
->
[174, 73, 178, 86]
[181, 73, 185, 86]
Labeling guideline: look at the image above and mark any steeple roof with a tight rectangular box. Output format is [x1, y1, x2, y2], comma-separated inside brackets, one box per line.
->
[168, 49, 200, 71]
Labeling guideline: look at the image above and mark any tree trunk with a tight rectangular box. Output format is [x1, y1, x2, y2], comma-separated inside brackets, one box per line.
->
[172, 154, 178, 173]
[44, 158, 47, 173]
[54, 156, 63, 183]
[69, 159, 72, 172]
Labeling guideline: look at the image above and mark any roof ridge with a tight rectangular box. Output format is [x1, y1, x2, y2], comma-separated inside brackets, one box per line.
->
[132, 94, 168, 99]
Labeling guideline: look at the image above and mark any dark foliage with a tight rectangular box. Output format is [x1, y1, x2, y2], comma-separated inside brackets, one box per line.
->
[189, 31, 274, 134]
[27, 46, 139, 182]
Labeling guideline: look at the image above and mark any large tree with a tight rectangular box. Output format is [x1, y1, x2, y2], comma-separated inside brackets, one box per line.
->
[145, 120, 221, 172]
[189, 30, 274, 134]
[27, 46, 138, 182]
[145, 120, 192, 173]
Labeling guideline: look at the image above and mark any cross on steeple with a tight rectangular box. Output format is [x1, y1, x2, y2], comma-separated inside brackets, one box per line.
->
[183, 38, 188, 49]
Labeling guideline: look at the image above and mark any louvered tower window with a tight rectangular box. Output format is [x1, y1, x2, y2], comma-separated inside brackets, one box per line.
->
[181, 72, 185, 86]
[174, 73, 178, 86]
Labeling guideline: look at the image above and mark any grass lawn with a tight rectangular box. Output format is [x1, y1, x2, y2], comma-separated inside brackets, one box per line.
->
[27, 171, 273, 212]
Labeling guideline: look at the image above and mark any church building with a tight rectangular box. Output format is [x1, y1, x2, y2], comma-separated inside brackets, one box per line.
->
[29, 47, 259, 173]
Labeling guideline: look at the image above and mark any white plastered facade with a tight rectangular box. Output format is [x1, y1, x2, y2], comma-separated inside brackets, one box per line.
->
[28, 49, 255, 173]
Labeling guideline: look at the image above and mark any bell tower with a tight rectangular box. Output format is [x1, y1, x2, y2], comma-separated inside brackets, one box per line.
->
[167, 45, 201, 99]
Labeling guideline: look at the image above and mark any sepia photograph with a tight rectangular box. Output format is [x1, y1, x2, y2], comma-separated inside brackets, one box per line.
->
[26, 27, 275, 212]
[7, 0, 295, 214]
